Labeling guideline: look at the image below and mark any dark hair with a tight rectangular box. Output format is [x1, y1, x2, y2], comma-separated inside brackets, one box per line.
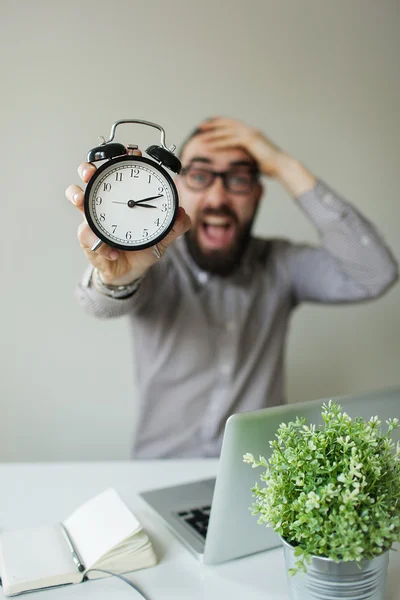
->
[177, 127, 202, 159]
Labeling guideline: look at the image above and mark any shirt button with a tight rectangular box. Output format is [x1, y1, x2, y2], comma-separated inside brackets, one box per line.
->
[226, 321, 236, 332]
[197, 272, 209, 284]
[361, 235, 370, 246]
[209, 403, 219, 415]
[323, 193, 333, 205]
[220, 363, 230, 376]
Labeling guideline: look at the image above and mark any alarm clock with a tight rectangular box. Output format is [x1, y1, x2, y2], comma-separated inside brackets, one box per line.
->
[84, 119, 181, 253]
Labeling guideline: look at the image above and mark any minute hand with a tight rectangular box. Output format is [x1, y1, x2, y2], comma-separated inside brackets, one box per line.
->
[134, 194, 164, 204]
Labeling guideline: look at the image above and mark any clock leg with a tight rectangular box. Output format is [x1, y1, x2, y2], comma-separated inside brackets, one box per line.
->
[91, 238, 104, 252]
[152, 244, 162, 259]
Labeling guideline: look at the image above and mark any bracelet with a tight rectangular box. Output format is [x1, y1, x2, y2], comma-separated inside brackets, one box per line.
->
[92, 268, 142, 299]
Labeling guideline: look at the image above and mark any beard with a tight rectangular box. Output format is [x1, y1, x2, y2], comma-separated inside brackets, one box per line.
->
[184, 206, 254, 277]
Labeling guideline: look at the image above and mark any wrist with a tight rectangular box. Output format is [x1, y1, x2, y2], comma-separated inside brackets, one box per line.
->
[99, 270, 146, 286]
[92, 269, 143, 299]
[275, 155, 317, 197]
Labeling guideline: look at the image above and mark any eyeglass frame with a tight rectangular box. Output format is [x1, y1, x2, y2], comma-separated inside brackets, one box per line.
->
[179, 164, 260, 195]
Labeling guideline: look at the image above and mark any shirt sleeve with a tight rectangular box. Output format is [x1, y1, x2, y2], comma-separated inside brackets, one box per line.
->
[284, 180, 398, 304]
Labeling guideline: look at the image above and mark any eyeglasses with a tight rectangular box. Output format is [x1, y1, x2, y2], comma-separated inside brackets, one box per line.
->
[180, 166, 259, 194]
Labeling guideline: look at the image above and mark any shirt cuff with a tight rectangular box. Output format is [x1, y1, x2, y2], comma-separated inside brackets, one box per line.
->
[296, 180, 349, 229]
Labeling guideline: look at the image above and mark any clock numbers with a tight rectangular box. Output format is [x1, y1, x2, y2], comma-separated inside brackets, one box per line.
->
[88, 160, 176, 248]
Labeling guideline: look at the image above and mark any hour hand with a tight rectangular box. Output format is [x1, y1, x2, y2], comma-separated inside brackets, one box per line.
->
[124, 200, 157, 208]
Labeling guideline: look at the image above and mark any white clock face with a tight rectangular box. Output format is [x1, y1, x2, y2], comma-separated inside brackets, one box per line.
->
[85, 157, 178, 249]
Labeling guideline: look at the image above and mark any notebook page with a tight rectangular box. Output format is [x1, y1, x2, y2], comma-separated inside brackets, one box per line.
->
[0, 524, 81, 595]
[63, 488, 142, 568]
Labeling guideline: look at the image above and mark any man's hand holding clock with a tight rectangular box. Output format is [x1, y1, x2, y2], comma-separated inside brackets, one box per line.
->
[66, 147, 191, 289]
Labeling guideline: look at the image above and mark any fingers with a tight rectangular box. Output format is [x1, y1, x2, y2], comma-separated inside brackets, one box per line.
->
[126, 147, 143, 156]
[76, 207, 190, 276]
[155, 207, 191, 256]
[199, 136, 238, 150]
[199, 129, 240, 151]
[199, 125, 234, 138]
[65, 163, 97, 214]
[172, 206, 192, 236]
[198, 129, 237, 143]
[196, 118, 242, 149]
[70, 147, 187, 272]
[67, 148, 143, 212]
[198, 117, 235, 131]
[77, 221, 119, 261]
[78, 162, 97, 183]
[66, 184, 85, 213]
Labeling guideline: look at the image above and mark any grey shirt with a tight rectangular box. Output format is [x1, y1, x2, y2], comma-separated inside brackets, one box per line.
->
[75, 180, 398, 458]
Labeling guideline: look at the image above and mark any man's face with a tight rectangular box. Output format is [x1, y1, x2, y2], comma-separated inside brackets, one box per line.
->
[175, 135, 263, 275]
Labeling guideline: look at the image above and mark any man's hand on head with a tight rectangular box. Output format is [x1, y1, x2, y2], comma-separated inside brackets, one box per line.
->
[197, 117, 288, 178]
[198, 117, 316, 197]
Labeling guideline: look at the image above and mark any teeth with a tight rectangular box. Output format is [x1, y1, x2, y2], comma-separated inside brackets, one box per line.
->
[204, 219, 230, 227]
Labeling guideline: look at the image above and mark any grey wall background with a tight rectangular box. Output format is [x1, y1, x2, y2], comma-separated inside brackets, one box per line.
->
[1, 0, 399, 461]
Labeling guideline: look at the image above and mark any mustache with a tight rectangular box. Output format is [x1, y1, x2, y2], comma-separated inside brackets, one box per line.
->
[199, 206, 238, 224]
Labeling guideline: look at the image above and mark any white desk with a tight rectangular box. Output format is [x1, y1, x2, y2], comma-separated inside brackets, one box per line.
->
[0, 461, 399, 600]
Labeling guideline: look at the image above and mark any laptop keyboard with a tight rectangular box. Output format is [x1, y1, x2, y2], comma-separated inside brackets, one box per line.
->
[177, 505, 211, 539]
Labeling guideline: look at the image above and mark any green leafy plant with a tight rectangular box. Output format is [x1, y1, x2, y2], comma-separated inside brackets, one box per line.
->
[244, 401, 400, 574]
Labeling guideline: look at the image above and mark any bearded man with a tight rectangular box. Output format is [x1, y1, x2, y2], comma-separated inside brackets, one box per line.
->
[66, 117, 398, 458]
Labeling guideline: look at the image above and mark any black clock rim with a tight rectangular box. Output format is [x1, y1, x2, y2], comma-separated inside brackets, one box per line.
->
[83, 155, 180, 252]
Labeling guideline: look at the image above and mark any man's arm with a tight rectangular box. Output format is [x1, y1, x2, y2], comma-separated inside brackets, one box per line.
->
[66, 150, 191, 319]
[74, 261, 163, 319]
[281, 178, 398, 303]
[277, 157, 398, 302]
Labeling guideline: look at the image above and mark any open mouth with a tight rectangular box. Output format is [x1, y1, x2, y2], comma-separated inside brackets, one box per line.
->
[199, 216, 236, 249]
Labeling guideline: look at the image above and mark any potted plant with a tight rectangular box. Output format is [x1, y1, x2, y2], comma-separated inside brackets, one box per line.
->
[244, 400, 400, 600]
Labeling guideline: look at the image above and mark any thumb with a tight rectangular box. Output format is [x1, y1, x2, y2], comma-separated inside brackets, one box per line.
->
[157, 207, 191, 253]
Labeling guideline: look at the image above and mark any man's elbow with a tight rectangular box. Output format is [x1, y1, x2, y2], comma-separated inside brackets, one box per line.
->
[367, 261, 399, 299]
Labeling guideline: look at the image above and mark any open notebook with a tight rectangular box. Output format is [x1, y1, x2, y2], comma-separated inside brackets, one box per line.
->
[0, 488, 157, 596]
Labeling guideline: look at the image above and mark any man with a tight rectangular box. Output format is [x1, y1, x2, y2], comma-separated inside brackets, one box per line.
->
[67, 117, 398, 458]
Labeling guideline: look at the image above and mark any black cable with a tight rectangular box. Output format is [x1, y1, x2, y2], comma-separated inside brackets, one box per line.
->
[84, 568, 151, 599]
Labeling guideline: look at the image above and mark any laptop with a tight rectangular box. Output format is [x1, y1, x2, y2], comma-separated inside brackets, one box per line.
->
[140, 385, 400, 565]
